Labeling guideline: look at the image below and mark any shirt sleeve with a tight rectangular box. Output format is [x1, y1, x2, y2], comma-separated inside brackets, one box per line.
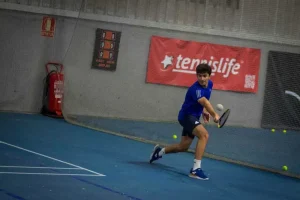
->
[206, 81, 213, 100]
[191, 87, 205, 102]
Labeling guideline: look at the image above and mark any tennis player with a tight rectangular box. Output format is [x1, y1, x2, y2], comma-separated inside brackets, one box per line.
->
[149, 63, 220, 180]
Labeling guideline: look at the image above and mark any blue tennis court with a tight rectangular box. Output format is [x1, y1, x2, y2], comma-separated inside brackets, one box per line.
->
[0, 112, 299, 200]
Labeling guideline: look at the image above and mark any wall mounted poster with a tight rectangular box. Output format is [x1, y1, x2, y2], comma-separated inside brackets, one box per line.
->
[92, 28, 121, 71]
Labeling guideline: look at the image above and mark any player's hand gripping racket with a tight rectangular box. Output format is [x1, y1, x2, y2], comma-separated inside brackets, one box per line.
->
[217, 109, 230, 128]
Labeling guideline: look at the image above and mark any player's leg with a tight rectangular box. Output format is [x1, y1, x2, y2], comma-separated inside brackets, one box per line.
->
[149, 117, 194, 163]
[193, 124, 209, 162]
[189, 124, 209, 180]
[164, 135, 193, 153]
[149, 135, 193, 163]
[154, 135, 193, 158]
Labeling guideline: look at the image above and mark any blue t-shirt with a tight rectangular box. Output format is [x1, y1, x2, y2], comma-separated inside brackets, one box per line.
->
[178, 80, 213, 120]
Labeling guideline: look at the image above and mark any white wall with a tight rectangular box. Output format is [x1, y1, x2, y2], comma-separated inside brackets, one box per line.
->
[1, 0, 300, 45]
[0, 10, 74, 112]
[0, 0, 300, 128]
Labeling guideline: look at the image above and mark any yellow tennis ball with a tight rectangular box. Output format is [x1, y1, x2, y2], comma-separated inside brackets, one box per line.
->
[283, 130, 287, 134]
[282, 165, 288, 171]
[173, 135, 177, 139]
[271, 129, 275, 132]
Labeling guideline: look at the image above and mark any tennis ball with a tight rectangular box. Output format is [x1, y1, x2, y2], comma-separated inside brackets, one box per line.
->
[271, 129, 275, 132]
[282, 165, 288, 171]
[216, 104, 224, 111]
[173, 134, 177, 139]
[283, 130, 287, 134]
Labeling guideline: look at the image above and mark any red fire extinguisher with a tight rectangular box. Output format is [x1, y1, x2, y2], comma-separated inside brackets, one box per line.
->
[41, 62, 64, 118]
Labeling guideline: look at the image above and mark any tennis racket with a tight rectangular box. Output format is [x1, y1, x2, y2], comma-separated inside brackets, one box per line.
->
[217, 109, 230, 128]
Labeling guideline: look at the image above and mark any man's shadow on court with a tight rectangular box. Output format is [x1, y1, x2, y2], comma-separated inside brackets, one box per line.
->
[127, 161, 189, 178]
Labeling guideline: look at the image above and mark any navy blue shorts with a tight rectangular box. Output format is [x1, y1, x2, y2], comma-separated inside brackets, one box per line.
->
[178, 115, 201, 139]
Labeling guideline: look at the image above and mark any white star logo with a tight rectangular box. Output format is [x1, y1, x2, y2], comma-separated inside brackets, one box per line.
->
[161, 55, 173, 69]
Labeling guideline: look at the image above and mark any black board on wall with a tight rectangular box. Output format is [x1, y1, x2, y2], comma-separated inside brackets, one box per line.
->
[91, 28, 121, 71]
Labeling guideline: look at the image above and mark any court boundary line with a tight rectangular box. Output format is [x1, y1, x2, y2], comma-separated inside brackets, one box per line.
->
[0, 166, 80, 170]
[65, 119, 300, 180]
[0, 172, 104, 176]
[0, 140, 105, 177]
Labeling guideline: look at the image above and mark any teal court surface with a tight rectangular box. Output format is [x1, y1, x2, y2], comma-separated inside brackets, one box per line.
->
[0, 112, 299, 200]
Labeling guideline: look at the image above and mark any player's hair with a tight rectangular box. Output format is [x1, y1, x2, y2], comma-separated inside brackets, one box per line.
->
[196, 64, 212, 75]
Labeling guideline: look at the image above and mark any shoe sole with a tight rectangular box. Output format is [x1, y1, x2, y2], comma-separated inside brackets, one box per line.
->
[189, 174, 209, 180]
[149, 144, 160, 163]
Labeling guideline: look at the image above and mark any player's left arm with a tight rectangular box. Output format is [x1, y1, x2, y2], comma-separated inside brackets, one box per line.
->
[203, 107, 209, 114]
[202, 108, 210, 123]
[202, 81, 213, 123]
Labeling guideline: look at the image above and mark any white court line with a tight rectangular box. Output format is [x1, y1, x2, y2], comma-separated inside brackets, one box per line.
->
[0, 166, 80, 170]
[0, 140, 105, 177]
[0, 172, 103, 176]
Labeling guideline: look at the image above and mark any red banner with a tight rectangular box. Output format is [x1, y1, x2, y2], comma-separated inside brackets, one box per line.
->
[146, 36, 261, 93]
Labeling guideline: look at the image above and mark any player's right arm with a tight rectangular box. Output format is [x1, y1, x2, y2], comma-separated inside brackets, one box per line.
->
[198, 97, 219, 123]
